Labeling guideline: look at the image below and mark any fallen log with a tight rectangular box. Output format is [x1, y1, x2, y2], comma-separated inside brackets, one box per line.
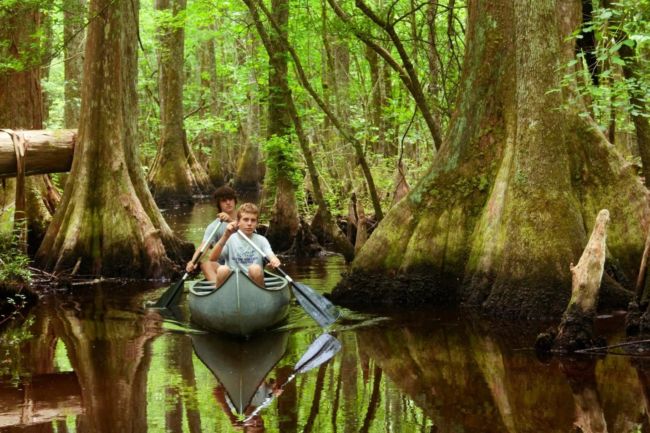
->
[0, 129, 76, 178]
[535, 209, 610, 353]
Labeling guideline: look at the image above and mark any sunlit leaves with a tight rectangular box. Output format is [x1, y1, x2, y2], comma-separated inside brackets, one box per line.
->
[559, 0, 650, 136]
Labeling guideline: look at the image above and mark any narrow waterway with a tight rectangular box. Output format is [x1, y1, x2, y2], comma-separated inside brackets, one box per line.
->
[1, 202, 649, 432]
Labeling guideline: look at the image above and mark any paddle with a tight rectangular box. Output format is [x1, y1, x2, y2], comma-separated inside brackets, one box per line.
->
[152, 221, 223, 308]
[237, 229, 341, 327]
[243, 333, 341, 422]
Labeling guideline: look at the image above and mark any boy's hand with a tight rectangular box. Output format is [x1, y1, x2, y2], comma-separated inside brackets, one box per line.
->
[217, 212, 232, 222]
[186, 261, 197, 272]
[225, 221, 238, 236]
[268, 257, 281, 268]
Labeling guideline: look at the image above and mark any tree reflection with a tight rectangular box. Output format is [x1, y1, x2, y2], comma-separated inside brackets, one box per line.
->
[560, 359, 608, 433]
[49, 288, 162, 433]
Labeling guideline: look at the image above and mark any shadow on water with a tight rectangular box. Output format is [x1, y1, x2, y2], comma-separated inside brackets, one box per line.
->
[4, 203, 650, 431]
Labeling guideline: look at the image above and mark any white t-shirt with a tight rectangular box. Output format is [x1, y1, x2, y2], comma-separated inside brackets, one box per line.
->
[202, 219, 227, 248]
[221, 233, 273, 273]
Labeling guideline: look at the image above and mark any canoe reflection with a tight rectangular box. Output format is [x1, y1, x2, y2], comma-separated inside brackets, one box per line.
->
[191, 331, 341, 431]
[191, 331, 289, 418]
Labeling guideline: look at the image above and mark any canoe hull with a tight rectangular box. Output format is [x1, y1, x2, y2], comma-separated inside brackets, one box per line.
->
[188, 270, 291, 336]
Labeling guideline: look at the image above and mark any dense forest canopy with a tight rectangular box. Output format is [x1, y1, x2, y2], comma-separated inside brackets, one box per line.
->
[0, 0, 649, 317]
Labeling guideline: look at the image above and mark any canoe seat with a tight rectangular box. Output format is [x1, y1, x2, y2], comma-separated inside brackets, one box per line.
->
[189, 271, 289, 295]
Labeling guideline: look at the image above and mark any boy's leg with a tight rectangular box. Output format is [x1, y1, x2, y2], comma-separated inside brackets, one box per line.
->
[215, 265, 232, 286]
[201, 261, 219, 281]
[248, 264, 264, 287]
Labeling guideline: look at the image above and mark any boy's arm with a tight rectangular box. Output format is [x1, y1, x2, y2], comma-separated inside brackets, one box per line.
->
[260, 237, 280, 268]
[266, 253, 281, 268]
[186, 242, 207, 272]
[208, 235, 228, 262]
[209, 221, 238, 262]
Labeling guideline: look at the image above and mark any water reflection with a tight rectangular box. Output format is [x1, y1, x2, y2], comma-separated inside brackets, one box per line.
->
[0, 371, 81, 428]
[191, 331, 342, 432]
[5, 200, 650, 431]
[191, 331, 289, 426]
[3, 288, 650, 432]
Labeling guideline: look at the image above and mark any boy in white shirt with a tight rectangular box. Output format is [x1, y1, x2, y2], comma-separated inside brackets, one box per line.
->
[209, 202, 281, 287]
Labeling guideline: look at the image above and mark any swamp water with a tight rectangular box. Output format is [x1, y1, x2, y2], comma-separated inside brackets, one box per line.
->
[1, 202, 649, 433]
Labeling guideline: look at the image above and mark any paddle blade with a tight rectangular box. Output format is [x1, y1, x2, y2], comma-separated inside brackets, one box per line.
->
[151, 277, 186, 308]
[291, 282, 341, 327]
[295, 333, 342, 373]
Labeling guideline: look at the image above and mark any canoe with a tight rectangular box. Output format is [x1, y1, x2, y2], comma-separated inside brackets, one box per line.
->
[191, 331, 289, 414]
[188, 270, 291, 336]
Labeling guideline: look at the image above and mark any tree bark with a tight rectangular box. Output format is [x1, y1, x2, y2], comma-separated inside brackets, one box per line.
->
[333, 0, 648, 319]
[148, 0, 214, 206]
[63, 0, 86, 129]
[619, 45, 650, 188]
[198, 22, 226, 187]
[0, 130, 75, 177]
[234, 26, 262, 200]
[35, 0, 192, 278]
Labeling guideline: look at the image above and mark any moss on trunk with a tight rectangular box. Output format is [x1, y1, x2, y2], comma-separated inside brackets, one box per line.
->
[334, 0, 648, 319]
[266, 175, 300, 252]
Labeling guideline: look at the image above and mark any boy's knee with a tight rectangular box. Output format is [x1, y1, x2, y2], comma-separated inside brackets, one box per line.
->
[248, 264, 264, 286]
[248, 264, 263, 276]
[215, 265, 232, 283]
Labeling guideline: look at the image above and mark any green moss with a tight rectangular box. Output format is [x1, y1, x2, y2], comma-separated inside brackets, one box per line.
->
[514, 170, 528, 186]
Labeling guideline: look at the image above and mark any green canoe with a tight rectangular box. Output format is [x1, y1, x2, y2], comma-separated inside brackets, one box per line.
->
[191, 330, 289, 415]
[188, 270, 291, 336]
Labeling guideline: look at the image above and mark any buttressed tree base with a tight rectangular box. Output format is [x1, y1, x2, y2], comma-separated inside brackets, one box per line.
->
[334, 0, 650, 319]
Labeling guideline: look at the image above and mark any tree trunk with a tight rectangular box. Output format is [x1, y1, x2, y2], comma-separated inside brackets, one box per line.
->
[262, 0, 300, 252]
[234, 27, 262, 200]
[63, 0, 86, 129]
[364, 46, 387, 155]
[35, 0, 192, 278]
[0, 2, 61, 252]
[198, 22, 226, 187]
[148, 0, 214, 206]
[333, 0, 648, 319]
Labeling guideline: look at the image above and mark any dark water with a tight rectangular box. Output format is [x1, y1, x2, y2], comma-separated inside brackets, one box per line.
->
[1, 202, 650, 432]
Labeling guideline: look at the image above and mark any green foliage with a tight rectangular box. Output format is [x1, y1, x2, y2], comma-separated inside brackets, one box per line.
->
[0, 232, 31, 285]
[38, 0, 470, 224]
[262, 134, 303, 192]
[0, 0, 54, 74]
[0, 315, 33, 383]
[560, 0, 650, 137]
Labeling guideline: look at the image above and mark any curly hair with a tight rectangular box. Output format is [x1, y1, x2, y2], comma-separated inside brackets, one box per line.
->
[212, 186, 237, 212]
